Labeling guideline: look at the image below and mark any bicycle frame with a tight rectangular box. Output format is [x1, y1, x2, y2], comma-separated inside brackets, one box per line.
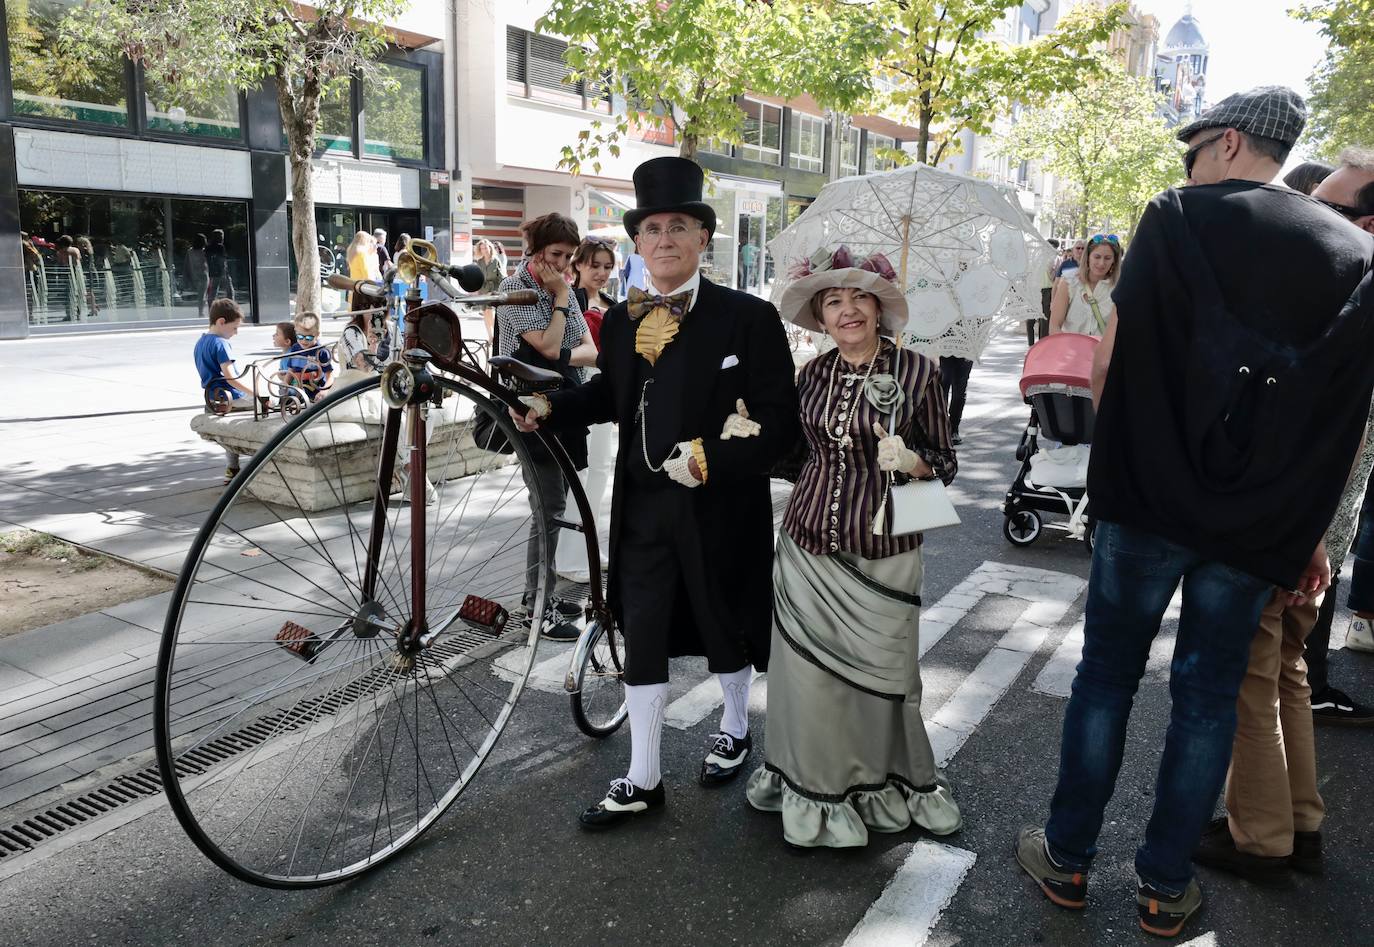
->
[361, 288, 611, 655]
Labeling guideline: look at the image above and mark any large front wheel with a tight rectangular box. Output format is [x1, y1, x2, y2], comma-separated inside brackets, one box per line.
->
[155, 376, 552, 887]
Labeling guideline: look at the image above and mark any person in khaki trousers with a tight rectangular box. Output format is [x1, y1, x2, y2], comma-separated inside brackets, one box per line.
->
[1194, 590, 1325, 878]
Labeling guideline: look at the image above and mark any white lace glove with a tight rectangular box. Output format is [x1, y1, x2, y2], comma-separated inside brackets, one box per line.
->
[873, 423, 920, 474]
[720, 399, 761, 439]
[519, 393, 551, 419]
[663, 441, 704, 488]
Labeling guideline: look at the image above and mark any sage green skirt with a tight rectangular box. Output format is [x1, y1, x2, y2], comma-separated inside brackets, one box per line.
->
[746, 531, 960, 847]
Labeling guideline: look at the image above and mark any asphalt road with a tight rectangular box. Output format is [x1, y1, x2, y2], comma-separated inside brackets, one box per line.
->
[1, 325, 1371, 947]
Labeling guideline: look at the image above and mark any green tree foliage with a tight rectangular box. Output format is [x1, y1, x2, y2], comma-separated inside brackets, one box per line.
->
[538, 0, 886, 172]
[875, 0, 1128, 165]
[1293, 0, 1374, 158]
[6, 0, 129, 126]
[996, 62, 1183, 237]
[60, 0, 407, 312]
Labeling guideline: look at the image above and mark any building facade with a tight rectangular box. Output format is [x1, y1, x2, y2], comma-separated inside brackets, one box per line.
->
[0, 0, 456, 339]
[1154, 8, 1210, 125]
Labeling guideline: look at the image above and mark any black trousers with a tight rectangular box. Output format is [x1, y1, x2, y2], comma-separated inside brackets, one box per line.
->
[616, 486, 747, 685]
[939, 356, 973, 435]
[1304, 575, 1339, 694]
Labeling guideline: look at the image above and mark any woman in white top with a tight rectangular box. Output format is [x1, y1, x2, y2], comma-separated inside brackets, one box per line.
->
[1050, 233, 1122, 337]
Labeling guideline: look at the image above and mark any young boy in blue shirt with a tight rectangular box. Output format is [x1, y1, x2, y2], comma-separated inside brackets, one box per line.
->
[285, 311, 333, 401]
[194, 298, 255, 482]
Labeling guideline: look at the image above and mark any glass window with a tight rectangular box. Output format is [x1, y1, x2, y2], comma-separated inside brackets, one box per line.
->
[866, 133, 898, 173]
[7, 0, 129, 127]
[702, 137, 732, 156]
[363, 61, 425, 161]
[145, 76, 242, 141]
[840, 127, 861, 176]
[739, 99, 781, 164]
[317, 80, 353, 154]
[20, 188, 251, 327]
[789, 112, 825, 173]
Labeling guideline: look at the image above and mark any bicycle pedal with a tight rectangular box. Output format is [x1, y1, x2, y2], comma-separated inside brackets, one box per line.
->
[458, 595, 509, 635]
[275, 620, 321, 661]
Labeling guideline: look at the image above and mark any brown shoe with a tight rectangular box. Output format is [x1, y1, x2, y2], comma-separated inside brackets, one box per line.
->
[1191, 817, 1288, 881]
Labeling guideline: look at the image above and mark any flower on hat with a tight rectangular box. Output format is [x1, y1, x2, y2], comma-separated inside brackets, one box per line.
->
[788, 245, 898, 282]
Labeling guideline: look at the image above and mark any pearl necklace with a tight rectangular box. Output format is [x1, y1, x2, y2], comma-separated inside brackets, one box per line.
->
[822, 339, 883, 450]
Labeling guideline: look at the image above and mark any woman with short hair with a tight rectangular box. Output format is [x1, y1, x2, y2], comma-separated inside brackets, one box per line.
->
[746, 246, 962, 848]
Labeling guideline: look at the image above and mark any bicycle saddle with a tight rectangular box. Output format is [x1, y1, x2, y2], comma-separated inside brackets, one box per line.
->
[488, 356, 564, 386]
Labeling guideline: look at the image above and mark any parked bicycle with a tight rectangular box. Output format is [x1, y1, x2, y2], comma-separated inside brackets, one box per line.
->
[155, 240, 625, 888]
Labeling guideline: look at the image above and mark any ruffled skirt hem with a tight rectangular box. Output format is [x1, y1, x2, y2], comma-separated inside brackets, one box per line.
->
[745, 766, 962, 848]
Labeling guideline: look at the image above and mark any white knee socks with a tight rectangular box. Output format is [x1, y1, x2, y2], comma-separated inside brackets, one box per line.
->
[718, 666, 752, 739]
[625, 682, 668, 789]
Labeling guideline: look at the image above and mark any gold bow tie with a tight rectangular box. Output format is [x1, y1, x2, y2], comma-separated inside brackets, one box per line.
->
[627, 287, 692, 321]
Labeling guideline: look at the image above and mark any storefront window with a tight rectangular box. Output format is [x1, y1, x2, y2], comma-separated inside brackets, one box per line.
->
[363, 62, 425, 162]
[700, 191, 737, 289]
[788, 112, 826, 173]
[145, 76, 242, 141]
[20, 189, 251, 327]
[739, 99, 781, 164]
[866, 133, 898, 173]
[840, 127, 861, 176]
[317, 80, 353, 154]
[7, 0, 129, 127]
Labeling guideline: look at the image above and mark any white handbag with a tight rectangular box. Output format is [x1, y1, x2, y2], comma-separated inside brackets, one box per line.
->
[872, 406, 961, 536]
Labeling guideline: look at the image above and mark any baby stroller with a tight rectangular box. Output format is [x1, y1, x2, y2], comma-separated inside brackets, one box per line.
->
[1002, 332, 1099, 553]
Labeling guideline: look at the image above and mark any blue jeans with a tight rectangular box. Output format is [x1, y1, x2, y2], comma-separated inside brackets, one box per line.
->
[1045, 521, 1272, 893]
[1346, 480, 1374, 614]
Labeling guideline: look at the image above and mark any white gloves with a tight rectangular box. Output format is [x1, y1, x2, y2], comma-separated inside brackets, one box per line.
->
[721, 399, 761, 439]
[873, 423, 921, 474]
[519, 393, 551, 419]
[663, 441, 704, 488]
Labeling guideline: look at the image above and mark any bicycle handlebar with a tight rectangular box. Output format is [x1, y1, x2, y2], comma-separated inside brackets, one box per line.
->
[325, 274, 386, 299]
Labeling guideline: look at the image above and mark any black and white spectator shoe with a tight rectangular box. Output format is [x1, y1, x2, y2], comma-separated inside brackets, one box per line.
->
[699, 731, 752, 786]
[578, 778, 666, 830]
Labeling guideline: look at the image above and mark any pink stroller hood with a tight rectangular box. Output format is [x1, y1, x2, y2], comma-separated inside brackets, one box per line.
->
[1019, 332, 1099, 399]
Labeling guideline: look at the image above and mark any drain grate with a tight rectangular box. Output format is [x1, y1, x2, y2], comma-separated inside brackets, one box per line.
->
[0, 624, 508, 862]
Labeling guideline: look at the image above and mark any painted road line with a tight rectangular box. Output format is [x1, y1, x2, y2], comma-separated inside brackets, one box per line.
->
[842, 841, 978, 947]
[494, 645, 572, 694]
[1032, 618, 1084, 698]
[1177, 934, 1217, 947]
[1032, 589, 1183, 700]
[665, 670, 766, 731]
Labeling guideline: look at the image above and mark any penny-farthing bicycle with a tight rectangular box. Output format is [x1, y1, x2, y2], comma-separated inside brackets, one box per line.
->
[154, 244, 625, 888]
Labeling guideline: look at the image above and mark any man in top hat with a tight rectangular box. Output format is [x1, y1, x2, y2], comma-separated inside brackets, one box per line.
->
[1015, 86, 1374, 938]
[515, 156, 800, 829]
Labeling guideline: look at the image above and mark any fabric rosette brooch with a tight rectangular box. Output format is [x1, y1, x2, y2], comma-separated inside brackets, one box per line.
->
[863, 372, 906, 415]
[779, 245, 910, 335]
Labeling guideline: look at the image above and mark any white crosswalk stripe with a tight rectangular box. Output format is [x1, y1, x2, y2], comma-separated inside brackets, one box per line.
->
[842, 841, 978, 947]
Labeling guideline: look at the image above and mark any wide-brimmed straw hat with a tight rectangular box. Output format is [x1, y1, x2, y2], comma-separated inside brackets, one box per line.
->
[778, 246, 909, 334]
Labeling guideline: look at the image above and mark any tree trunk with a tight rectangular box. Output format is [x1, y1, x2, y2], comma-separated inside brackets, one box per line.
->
[680, 131, 699, 161]
[277, 66, 321, 316]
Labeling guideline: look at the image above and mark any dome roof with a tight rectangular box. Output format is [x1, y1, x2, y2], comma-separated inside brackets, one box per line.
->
[1164, 14, 1207, 50]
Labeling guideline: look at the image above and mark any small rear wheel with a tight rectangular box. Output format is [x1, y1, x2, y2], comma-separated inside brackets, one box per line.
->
[1003, 509, 1043, 547]
[570, 620, 627, 738]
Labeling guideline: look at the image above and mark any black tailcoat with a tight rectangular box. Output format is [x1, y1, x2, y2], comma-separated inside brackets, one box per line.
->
[548, 278, 800, 679]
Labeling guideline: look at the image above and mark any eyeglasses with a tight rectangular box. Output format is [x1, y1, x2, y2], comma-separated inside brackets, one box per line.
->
[1089, 234, 1120, 246]
[1317, 197, 1367, 220]
[639, 223, 701, 242]
[1183, 131, 1227, 177]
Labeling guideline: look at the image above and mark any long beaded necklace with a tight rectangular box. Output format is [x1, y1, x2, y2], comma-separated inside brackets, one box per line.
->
[821, 338, 884, 450]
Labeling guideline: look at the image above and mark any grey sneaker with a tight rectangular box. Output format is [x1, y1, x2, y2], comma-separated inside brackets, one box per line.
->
[1015, 826, 1086, 909]
[1137, 876, 1202, 938]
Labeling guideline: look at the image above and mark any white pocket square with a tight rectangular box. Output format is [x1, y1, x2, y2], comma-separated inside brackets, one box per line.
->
[720, 355, 740, 369]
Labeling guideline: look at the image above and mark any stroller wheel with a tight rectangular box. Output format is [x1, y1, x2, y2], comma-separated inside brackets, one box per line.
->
[1003, 510, 1043, 547]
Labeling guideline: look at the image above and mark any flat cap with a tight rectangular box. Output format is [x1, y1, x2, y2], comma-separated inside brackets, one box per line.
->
[1176, 85, 1307, 148]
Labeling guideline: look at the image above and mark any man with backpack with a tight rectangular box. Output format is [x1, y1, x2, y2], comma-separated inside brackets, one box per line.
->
[1015, 87, 1374, 938]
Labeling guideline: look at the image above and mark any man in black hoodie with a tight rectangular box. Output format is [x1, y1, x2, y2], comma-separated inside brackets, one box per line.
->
[1015, 87, 1374, 938]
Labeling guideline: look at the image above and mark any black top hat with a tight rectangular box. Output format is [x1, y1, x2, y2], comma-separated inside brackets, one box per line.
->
[622, 157, 717, 239]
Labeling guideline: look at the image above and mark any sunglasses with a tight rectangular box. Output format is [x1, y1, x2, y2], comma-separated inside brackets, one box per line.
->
[582, 236, 616, 247]
[1089, 234, 1120, 246]
[1317, 197, 1367, 220]
[1183, 131, 1227, 177]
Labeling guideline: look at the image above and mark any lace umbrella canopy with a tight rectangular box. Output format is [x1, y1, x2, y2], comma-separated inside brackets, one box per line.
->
[768, 164, 1054, 360]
